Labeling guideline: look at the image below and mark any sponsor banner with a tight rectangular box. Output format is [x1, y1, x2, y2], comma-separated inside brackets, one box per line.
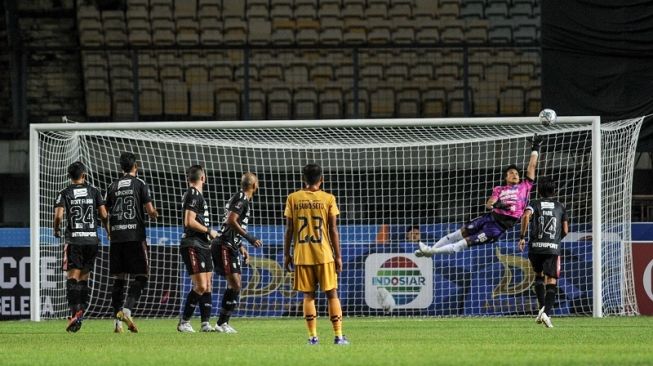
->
[365, 254, 433, 310]
[631, 242, 653, 315]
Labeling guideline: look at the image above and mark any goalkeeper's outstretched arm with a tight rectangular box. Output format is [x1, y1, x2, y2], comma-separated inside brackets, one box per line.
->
[526, 134, 543, 180]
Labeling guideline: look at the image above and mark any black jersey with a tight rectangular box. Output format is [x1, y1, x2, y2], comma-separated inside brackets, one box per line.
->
[526, 198, 568, 255]
[181, 187, 210, 246]
[54, 183, 105, 246]
[105, 175, 153, 243]
[218, 190, 251, 250]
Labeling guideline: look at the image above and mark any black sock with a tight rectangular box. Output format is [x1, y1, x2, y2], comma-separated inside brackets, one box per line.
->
[534, 275, 545, 309]
[111, 279, 126, 316]
[218, 288, 239, 325]
[66, 279, 79, 315]
[199, 293, 212, 323]
[125, 276, 148, 310]
[78, 280, 90, 311]
[182, 290, 201, 321]
[544, 284, 557, 314]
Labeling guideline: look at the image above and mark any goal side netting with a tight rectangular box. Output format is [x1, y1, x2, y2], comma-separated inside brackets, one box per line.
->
[31, 117, 643, 320]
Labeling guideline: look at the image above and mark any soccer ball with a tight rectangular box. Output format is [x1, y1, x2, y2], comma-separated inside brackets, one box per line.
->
[539, 108, 557, 126]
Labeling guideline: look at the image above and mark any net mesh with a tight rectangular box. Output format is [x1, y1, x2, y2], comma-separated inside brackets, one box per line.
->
[35, 118, 642, 319]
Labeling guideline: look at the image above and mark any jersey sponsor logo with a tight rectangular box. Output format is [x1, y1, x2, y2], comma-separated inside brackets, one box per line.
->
[532, 242, 558, 249]
[69, 198, 94, 205]
[112, 224, 138, 231]
[73, 188, 88, 198]
[115, 189, 134, 196]
[365, 254, 433, 310]
[118, 179, 132, 189]
[71, 232, 97, 237]
[541, 202, 555, 209]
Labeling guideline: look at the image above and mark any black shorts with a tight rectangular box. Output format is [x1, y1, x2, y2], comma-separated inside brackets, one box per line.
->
[180, 246, 213, 275]
[62, 243, 98, 272]
[211, 240, 242, 276]
[528, 252, 561, 279]
[110, 241, 149, 275]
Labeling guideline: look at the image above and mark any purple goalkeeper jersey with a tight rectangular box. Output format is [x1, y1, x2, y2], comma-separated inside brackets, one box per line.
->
[490, 178, 534, 219]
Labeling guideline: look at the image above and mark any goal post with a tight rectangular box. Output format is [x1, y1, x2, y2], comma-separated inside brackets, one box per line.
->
[30, 116, 643, 321]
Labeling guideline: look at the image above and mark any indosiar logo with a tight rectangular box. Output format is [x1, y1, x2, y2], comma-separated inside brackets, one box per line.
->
[365, 254, 433, 311]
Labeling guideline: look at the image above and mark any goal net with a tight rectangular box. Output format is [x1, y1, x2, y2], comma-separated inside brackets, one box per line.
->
[30, 117, 643, 320]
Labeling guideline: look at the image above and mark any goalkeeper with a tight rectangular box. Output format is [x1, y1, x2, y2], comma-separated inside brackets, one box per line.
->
[416, 134, 543, 256]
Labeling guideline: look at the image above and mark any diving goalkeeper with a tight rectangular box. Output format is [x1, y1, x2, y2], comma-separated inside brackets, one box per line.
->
[416, 134, 543, 256]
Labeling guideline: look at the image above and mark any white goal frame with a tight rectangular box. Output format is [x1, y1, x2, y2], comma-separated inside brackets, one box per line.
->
[29, 116, 605, 321]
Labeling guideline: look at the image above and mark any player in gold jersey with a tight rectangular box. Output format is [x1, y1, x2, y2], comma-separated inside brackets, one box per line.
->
[283, 163, 349, 345]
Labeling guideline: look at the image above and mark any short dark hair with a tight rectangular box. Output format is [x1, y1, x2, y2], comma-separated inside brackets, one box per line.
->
[67, 161, 87, 180]
[538, 176, 556, 198]
[406, 225, 420, 233]
[503, 164, 521, 178]
[241, 172, 258, 189]
[187, 165, 205, 183]
[302, 163, 322, 185]
[120, 152, 137, 172]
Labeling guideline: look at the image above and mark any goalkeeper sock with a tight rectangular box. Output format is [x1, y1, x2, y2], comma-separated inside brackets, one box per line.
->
[534, 276, 545, 309]
[199, 292, 212, 323]
[303, 298, 317, 337]
[432, 239, 468, 254]
[433, 229, 463, 248]
[182, 290, 201, 321]
[544, 284, 557, 314]
[328, 297, 343, 337]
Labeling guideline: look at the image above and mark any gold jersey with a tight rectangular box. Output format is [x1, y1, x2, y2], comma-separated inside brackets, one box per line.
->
[284, 189, 340, 265]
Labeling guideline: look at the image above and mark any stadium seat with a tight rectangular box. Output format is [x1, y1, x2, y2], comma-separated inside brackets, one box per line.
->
[318, 0, 341, 18]
[127, 18, 152, 46]
[113, 90, 135, 120]
[183, 53, 209, 85]
[473, 86, 498, 115]
[510, 2, 533, 19]
[190, 83, 215, 117]
[460, 0, 485, 19]
[447, 88, 467, 116]
[396, 87, 421, 118]
[199, 17, 223, 45]
[295, 0, 318, 19]
[414, 20, 439, 44]
[319, 87, 344, 119]
[342, 3, 367, 43]
[247, 88, 266, 119]
[293, 88, 318, 119]
[176, 18, 200, 45]
[367, 17, 392, 44]
[391, 16, 415, 44]
[271, 0, 293, 19]
[266, 88, 292, 119]
[439, 0, 460, 19]
[510, 61, 535, 82]
[385, 63, 409, 82]
[248, 17, 272, 45]
[464, 19, 489, 44]
[525, 86, 542, 115]
[102, 11, 128, 46]
[260, 64, 284, 83]
[413, 0, 437, 19]
[485, 0, 509, 20]
[370, 87, 395, 118]
[87, 89, 112, 118]
[163, 80, 189, 116]
[421, 88, 446, 117]
[216, 87, 241, 119]
[175, 0, 197, 19]
[410, 63, 434, 81]
[488, 20, 513, 44]
[296, 19, 320, 44]
[199, 0, 222, 18]
[271, 19, 296, 45]
[158, 52, 184, 81]
[360, 61, 384, 82]
[223, 18, 247, 44]
[285, 65, 310, 85]
[247, 0, 269, 19]
[223, 1, 246, 19]
[310, 64, 334, 83]
[139, 79, 163, 116]
[439, 20, 465, 43]
[514, 21, 538, 43]
[388, 0, 412, 18]
[499, 85, 525, 115]
[78, 5, 104, 46]
[320, 16, 344, 44]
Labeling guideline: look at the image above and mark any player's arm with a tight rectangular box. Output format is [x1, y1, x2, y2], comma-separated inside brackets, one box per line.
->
[98, 205, 109, 237]
[518, 209, 532, 252]
[283, 217, 294, 272]
[184, 209, 218, 239]
[526, 134, 543, 180]
[328, 214, 342, 273]
[145, 202, 159, 220]
[225, 211, 262, 247]
[53, 207, 64, 238]
[561, 209, 569, 239]
[486, 188, 510, 210]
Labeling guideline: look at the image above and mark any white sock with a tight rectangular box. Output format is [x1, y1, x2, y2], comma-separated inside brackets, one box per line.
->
[433, 229, 464, 248]
[122, 308, 131, 317]
[432, 239, 468, 254]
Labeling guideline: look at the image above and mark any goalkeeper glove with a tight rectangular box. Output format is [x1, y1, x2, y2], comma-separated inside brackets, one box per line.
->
[492, 200, 511, 210]
[529, 133, 544, 153]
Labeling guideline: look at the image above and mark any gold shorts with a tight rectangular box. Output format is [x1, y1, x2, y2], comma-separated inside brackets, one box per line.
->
[293, 262, 338, 293]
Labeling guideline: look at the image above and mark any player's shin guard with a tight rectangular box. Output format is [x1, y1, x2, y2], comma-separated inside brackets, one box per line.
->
[303, 298, 317, 337]
[328, 297, 343, 337]
[66, 279, 79, 314]
[433, 229, 462, 248]
[111, 278, 127, 316]
[182, 290, 201, 321]
[218, 288, 239, 325]
[534, 276, 545, 308]
[432, 239, 468, 254]
[78, 280, 90, 311]
[199, 292, 212, 323]
[124, 276, 147, 310]
[544, 284, 557, 314]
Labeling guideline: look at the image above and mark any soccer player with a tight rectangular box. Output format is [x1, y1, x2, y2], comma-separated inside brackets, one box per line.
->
[416, 134, 543, 256]
[53, 161, 108, 332]
[283, 163, 349, 345]
[518, 177, 569, 328]
[105, 152, 159, 333]
[211, 172, 262, 333]
[177, 165, 219, 333]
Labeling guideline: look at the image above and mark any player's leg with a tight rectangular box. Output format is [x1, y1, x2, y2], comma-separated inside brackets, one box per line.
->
[118, 241, 150, 333]
[109, 242, 127, 332]
[178, 246, 206, 333]
[432, 227, 466, 248]
[198, 272, 214, 332]
[528, 252, 546, 323]
[294, 265, 319, 344]
[321, 262, 348, 345]
[540, 256, 560, 328]
[216, 273, 240, 333]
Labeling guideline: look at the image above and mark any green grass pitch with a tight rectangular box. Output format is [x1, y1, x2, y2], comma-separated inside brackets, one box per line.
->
[1, 317, 652, 365]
